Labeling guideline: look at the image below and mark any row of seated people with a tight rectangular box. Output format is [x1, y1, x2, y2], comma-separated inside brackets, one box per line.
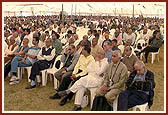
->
[4, 30, 158, 111]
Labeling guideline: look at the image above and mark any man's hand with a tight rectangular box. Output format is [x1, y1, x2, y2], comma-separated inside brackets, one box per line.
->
[95, 56, 100, 61]
[21, 58, 25, 63]
[71, 74, 76, 80]
[101, 85, 109, 94]
[61, 67, 67, 74]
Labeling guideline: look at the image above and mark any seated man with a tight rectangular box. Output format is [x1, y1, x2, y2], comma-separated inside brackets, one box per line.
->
[92, 50, 128, 111]
[9, 37, 40, 85]
[49, 45, 94, 100]
[54, 44, 80, 82]
[117, 60, 155, 111]
[122, 46, 139, 74]
[138, 31, 162, 63]
[4, 36, 19, 64]
[90, 38, 103, 58]
[57, 49, 109, 110]
[25, 38, 55, 89]
[4, 38, 29, 79]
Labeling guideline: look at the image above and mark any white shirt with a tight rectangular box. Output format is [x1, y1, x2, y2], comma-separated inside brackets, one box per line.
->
[37, 46, 55, 61]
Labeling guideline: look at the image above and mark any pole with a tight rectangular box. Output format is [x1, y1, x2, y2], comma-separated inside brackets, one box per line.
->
[62, 4, 64, 25]
[133, 4, 134, 17]
[75, 4, 77, 16]
[71, 4, 73, 16]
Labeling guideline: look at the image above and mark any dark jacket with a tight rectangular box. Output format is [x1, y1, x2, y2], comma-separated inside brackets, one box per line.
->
[126, 69, 155, 108]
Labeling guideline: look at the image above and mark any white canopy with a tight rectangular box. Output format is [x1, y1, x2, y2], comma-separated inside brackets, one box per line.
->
[2, 2, 165, 18]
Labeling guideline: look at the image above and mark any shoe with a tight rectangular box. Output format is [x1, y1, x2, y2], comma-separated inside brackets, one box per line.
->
[58, 91, 67, 97]
[49, 93, 61, 99]
[9, 80, 19, 85]
[72, 105, 82, 111]
[36, 82, 41, 87]
[59, 97, 67, 106]
[25, 85, 36, 89]
[9, 76, 18, 82]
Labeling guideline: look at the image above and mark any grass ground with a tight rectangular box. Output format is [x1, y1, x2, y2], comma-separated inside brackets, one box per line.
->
[4, 45, 165, 111]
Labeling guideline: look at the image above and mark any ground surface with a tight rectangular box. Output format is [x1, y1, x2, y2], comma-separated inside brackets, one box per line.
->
[4, 45, 165, 111]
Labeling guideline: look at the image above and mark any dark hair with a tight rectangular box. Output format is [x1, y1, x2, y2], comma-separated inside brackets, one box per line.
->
[95, 33, 99, 38]
[93, 30, 97, 33]
[52, 32, 60, 39]
[83, 45, 91, 54]
[112, 39, 117, 43]
[88, 30, 93, 34]
[25, 28, 31, 34]
[33, 37, 40, 42]
[67, 30, 72, 34]
[70, 44, 75, 49]
[45, 31, 49, 34]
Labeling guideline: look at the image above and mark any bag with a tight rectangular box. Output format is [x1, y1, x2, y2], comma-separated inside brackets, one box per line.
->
[91, 96, 111, 111]
[81, 95, 89, 108]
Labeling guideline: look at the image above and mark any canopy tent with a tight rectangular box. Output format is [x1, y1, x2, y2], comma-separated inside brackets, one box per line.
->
[2, 2, 165, 18]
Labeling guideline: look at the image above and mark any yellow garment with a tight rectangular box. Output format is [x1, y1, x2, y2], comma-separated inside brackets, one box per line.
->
[73, 54, 94, 77]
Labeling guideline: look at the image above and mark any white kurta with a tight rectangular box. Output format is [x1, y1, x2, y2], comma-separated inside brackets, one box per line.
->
[69, 58, 109, 105]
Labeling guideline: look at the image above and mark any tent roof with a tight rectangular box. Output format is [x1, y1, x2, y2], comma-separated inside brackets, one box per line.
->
[2, 2, 165, 17]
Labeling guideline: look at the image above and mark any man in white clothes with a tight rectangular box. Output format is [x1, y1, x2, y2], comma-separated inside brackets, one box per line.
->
[58, 49, 109, 111]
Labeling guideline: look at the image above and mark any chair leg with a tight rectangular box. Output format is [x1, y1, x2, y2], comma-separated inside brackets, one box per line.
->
[157, 54, 160, 62]
[133, 106, 137, 111]
[49, 74, 53, 82]
[27, 67, 31, 82]
[113, 95, 119, 111]
[54, 77, 58, 89]
[89, 88, 97, 109]
[42, 71, 46, 86]
[151, 54, 155, 64]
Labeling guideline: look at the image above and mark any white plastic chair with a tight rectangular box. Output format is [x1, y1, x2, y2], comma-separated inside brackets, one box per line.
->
[150, 48, 160, 64]
[118, 45, 125, 55]
[133, 102, 149, 111]
[45, 55, 63, 89]
[134, 39, 146, 59]
[17, 66, 31, 82]
[112, 95, 119, 111]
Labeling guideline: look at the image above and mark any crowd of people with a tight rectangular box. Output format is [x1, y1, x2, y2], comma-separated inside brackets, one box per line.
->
[4, 15, 164, 111]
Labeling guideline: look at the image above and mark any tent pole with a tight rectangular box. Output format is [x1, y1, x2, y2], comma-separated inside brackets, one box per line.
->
[133, 4, 134, 17]
[62, 4, 64, 25]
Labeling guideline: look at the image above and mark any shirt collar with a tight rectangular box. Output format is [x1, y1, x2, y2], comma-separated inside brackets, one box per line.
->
[127, 52, 133, 58]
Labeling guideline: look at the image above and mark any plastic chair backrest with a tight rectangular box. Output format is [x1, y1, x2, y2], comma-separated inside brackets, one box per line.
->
[136, 39, 146, 50]
[53, 55, 62, 69]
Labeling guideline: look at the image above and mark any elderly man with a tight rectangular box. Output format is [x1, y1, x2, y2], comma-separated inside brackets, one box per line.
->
[103, 41, 113, 64]
[122, 46, 139, 74]
[91, 38, 103, 58]
[25, 38, 55, 89]
[92, 50, 128, 111]
[57, 49, 109, 110]
[49, 45, 94, 99]
[117, 60, 155, 111]
[4, 38, 29, 79]
[54, 44, 80, 82]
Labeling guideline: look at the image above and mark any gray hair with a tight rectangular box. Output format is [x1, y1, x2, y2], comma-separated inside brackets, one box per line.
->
[134, 60, 145, 68]
[114, 50, 122, 58]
